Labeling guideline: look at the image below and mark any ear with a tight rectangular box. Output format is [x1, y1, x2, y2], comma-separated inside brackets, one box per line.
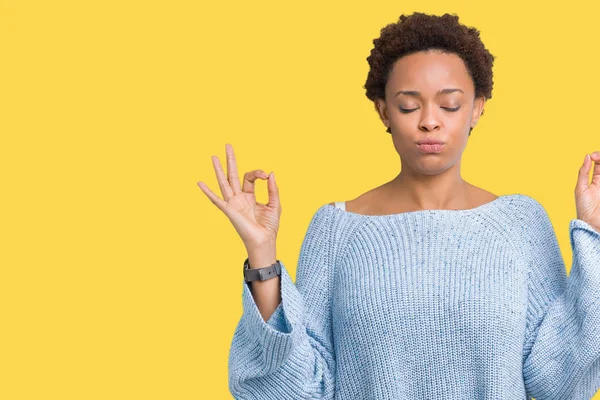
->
[374, 98, 390, 130]
[470, 96, 486, 129]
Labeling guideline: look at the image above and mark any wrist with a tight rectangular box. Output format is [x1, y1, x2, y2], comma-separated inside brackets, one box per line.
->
[247, 247, 277, 269]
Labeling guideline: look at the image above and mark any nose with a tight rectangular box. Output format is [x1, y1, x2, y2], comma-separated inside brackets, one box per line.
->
[418, 106, 441, 132]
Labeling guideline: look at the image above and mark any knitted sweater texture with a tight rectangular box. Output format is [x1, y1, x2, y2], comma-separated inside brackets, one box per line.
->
[228, 194, 600, 399]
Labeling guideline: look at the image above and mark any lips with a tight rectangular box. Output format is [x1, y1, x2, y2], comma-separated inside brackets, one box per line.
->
[416, 139, 444, 145]
[416, 143, 444, 153]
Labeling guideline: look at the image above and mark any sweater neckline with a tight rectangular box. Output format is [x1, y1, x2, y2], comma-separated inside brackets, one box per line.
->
[329, 194, 520, 219]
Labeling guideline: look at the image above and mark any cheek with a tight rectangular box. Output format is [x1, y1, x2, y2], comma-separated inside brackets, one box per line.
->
[443, 110, 469, 127]
[391, 136, 419, 160]
[389, 116, 416, 135]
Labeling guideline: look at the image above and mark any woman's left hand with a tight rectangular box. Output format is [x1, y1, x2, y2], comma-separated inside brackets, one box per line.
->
[575, 151, 600, 233]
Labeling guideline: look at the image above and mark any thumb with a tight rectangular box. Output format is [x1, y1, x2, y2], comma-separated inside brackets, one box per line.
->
[576, 154, 592, 193]
[266, 172, 280, 209]
[591, 152, 600, 186]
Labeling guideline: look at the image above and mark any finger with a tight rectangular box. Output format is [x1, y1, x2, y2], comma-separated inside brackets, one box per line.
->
[197, 181, 228, 212]
[242, 170, 269, 194]
[576, 153, 592, 192]
[226, 143, 242, 195]
[212, 155, 234, 201]
[591, 152, 600, 186]
[266, 172, 281, 210]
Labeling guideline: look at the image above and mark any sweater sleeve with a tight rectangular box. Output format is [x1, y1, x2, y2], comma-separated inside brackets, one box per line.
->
[228, 205, 339, 400]
[521, 202, 600, 400]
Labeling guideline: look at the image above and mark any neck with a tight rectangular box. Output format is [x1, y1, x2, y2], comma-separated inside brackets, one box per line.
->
[388, 167, 470, 211]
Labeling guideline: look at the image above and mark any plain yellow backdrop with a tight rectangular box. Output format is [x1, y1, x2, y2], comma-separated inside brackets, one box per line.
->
[2, 0, 599, 399]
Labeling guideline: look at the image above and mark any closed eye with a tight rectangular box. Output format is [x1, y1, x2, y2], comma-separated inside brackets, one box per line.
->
[399, 106, 461, 113]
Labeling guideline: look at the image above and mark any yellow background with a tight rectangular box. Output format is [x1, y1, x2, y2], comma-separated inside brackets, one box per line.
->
[1, 0, 599, 398]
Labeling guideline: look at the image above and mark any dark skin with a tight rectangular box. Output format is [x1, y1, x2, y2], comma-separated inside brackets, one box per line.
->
[333, 49, 495, 215]
[197, 51, 600, 323]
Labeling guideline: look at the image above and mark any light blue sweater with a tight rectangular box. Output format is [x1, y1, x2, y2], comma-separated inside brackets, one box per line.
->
[228, 194, 600, 399]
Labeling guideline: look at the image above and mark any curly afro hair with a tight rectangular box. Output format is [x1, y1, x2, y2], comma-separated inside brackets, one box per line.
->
[363, 12, 496, 135]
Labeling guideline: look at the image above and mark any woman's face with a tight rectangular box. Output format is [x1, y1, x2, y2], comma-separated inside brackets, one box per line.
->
[376, 50, 485, 176]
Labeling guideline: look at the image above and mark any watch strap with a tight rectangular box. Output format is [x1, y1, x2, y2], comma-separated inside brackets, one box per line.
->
[244, 258, 281, 282]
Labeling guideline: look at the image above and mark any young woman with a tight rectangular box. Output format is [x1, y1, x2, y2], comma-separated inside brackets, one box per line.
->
[198, 12, 600, 399]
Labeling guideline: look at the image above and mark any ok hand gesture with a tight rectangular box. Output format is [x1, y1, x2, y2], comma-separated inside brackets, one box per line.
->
[575, 151, 600, 233]
[197, 143, 281, 250]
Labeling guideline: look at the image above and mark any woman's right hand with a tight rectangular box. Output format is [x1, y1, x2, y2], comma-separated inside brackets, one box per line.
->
[197, 143, 281, 250]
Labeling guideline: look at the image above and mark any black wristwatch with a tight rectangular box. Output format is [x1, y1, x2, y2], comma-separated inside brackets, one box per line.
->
[244, 258, 281, 283]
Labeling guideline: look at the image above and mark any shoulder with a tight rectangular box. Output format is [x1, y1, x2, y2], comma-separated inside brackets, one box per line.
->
[302, 202, 359, 261]
[488, 193, 552, 233]
[312, 200, 364, 236]
[465, 184, 498, 207]
[503, 193, 548, 221]
[343, 186, 385, 215]
[501, 194, 557, 252]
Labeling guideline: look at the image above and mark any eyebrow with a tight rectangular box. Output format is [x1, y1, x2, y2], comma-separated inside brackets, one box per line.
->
[395, 88, 464, 97]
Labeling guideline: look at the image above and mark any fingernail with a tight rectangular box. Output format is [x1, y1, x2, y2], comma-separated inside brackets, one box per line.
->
[271, 172, 275, 182]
